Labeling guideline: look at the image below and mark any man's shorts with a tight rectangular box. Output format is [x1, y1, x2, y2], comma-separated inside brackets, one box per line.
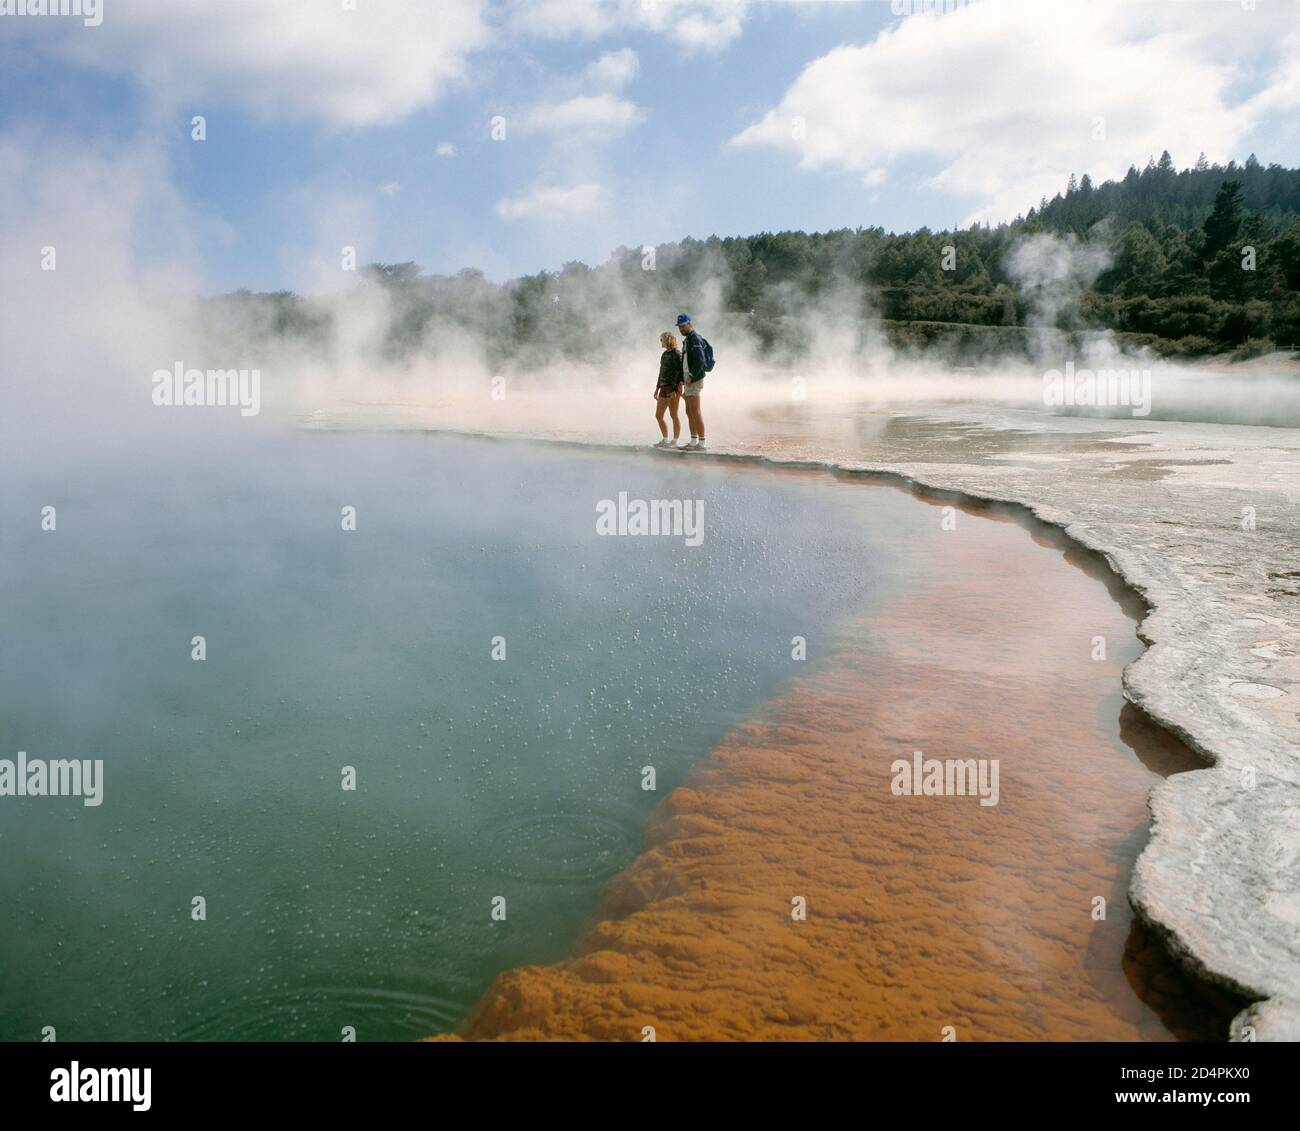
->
[682, 380, 704, 397]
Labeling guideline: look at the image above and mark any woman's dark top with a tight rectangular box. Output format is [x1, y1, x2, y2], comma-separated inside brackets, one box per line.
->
[656, 348, 684, 393]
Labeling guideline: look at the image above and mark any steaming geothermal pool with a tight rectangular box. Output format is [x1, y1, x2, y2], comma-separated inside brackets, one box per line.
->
[0, 432, 1227, 1040]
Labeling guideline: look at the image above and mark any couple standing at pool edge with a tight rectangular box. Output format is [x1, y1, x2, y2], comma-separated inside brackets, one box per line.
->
[653, 313, 711, 451]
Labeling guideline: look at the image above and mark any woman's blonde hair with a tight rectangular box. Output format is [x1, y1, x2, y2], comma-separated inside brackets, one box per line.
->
[660, 331, 679, 351]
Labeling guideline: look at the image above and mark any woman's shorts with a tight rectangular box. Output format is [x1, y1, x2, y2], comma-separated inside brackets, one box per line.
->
[682, 380, 703, 397]
[656, 385, 682, 399]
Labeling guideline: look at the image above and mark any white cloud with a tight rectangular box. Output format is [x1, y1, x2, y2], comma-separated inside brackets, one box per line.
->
[28, 0, 492, 128]
[507, 0, 747, 54]
[436, 143, 458, 158]
[1241, 32, 1300, 119]
[522, 93, 644, 140]
[378, 182, 403, 197]
[730, 0, 1300, 223]
[495, 183, 610, 222]
[586, 48, 640, 90]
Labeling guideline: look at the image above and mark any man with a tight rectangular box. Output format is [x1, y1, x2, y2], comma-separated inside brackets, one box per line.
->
[676, 313, 707, 450]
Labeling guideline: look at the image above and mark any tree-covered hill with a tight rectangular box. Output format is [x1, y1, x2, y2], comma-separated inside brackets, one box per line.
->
[1032, 152, 1300, 236]
[206, 153, 1300, 369]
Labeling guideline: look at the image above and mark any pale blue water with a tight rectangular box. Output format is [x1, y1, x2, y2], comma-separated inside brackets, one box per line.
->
[0, 431, 911, 1040]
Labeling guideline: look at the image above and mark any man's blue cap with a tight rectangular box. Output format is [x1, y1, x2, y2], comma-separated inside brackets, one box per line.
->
[675, 313, 692, 327]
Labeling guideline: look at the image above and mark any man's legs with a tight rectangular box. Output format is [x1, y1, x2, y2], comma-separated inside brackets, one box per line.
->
[684, 390, 704, 442]
[667, 393, 682, 440]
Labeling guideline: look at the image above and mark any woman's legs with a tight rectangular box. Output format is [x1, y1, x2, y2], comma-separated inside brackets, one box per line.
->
[667, 392, 682, 440]
[655, 395, 669, 438]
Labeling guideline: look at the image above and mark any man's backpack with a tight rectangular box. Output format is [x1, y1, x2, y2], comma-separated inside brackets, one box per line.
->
[698, 335, 715, 373]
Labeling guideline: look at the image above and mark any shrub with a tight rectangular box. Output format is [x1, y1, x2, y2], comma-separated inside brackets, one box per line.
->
[1231, 337, 1276, 361]
[1167, 335, 1219, 357]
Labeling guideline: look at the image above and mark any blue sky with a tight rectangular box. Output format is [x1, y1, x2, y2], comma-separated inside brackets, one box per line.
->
[2, 0, 1298, 294]
[167, 2, 900, 289]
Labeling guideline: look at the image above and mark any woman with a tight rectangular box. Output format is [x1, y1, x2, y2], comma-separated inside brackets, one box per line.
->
[652, 330, 684, 448]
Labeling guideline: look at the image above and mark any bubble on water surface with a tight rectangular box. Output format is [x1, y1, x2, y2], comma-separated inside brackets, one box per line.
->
[485, 810, 638, 883]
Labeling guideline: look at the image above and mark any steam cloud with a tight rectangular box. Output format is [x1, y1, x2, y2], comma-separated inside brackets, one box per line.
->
[3, 127, 1298, 483]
